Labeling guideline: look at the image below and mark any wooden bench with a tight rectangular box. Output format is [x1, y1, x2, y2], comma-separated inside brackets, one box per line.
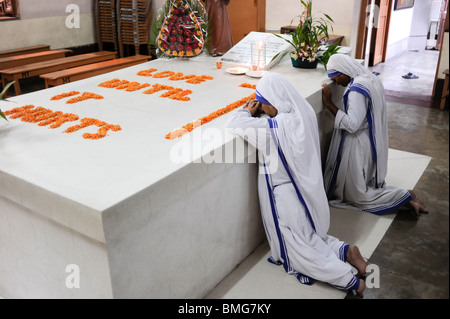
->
[1, 51, 117, 95]
[41, 55, 152, 88]
[441, 69, 449, 111]
[0, 44, 50, 59]
[0, 49, 72, 70]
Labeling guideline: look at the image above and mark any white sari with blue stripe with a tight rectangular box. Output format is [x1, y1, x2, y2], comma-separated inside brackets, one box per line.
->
[227, 72, 359, 291]
[324, 54, 412, 214]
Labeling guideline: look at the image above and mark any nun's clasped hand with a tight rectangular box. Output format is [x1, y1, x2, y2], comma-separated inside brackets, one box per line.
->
[243, 99, 262, 116]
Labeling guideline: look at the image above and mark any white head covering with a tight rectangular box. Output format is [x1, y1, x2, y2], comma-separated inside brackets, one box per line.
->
[327, 54, 388, 188]
[256, 72, 330, 237]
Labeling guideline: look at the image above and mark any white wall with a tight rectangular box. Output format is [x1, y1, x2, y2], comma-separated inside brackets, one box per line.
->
[385, 3, 414, 59]
[386, 0, 444, 59]
[0, 0, 95, 51]
[1, 0, 355, 51]
[409, 0, 434, 51]
[265, 0, 355, 46]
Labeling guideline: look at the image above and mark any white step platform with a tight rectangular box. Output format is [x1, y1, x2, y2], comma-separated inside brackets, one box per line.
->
[205, 149, 431, 299]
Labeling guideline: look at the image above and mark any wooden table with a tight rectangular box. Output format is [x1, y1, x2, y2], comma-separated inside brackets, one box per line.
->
[0, 44, 50, 59]
[0, 49, 72, 70]
[40, 54, 152, 88]
[1, 51, 116, 95]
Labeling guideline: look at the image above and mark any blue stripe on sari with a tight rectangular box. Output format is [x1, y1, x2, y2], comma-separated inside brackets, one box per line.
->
[332, 276, 360, 291]
[256, 89, 272, 105]
[263, 161, 292, 274]
[339, 243, 350, 262]
[326, 81, 383, 198]
[327, 69, 342, 78]
[364, 192, 413, 215]
[294, 272, 314, 285]
[347, 84, 381, 188]
[264, 118, 315, 285]
[325, 83, 351, 196]
[268, 118, 317, 233]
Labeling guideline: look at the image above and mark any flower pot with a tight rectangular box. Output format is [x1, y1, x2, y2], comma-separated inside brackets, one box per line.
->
[291, 57, 319, 69]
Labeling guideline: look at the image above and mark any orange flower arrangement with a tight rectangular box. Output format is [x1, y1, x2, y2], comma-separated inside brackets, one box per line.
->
[50, 91, 80, 100]
[160, 88, 183, 98]
[20, 107, 56, 123]
[98, 79, 129, 88]
[137, 68, 158, 77]
[159, 88, 193, 101]
[115, 82, 134, 90]
[152, 71, 176, 78]
[116, 81, 151, 92]
[99, 79, 151, 92]
[3, 104, 120, 140]
[66, 92, 104, 104]
[64, 118, 122, 140]
[3, 105, 80, 129]
[101, 80, 193, 101]
[165, 93, 256, 140]
[47, 113, 80, 129]
[168, 89, 192, 101]
[142, 84, 175, 95]
[125, 83, 151, 92]
[168, 72, 186, 80]
[185, 75, 213, 84]
[136, 69, 214, 85]
[239, 83, 257, 89]
[4, 105, 38, 119]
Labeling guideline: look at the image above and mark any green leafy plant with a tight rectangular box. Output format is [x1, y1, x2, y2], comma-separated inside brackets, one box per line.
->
[274, 0, 337, 68]
[0, 81, 14, 121]
[318, 43, 340, 69]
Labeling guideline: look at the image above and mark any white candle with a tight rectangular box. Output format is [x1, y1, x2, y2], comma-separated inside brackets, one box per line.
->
[257, 42, 262, 71]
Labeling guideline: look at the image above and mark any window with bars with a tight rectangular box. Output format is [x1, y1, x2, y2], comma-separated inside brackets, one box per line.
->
[0, 0, 20, 19]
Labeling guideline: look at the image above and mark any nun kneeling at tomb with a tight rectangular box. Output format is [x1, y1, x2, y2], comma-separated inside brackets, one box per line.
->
[227, 72, 367, 296]
[322, 54, 428, 219]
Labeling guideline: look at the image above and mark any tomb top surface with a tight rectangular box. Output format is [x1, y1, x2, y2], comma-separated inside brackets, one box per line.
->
[0, 55, 330, 214]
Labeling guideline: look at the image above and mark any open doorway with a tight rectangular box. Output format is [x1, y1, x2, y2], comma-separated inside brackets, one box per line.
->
[355, 0, 448, 104]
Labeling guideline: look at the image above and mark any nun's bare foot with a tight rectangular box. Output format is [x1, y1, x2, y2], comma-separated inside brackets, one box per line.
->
[408, 190, 429, 214]
[405, 199, 421, 219]
[347, 245, 368, 276]
[356, 278, 365, 297]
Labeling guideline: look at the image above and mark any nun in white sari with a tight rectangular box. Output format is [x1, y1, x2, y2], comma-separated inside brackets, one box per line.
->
[227, 72, 365, 294]
[322, 54, 427, 217]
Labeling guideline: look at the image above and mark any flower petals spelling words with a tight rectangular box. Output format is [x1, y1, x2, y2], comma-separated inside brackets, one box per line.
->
[3, 105, 121, 140]
[165, 93, 256, 140]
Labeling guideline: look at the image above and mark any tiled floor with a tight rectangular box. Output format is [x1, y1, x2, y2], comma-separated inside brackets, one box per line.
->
[370, 49, 441, 96]
[357, 50, 449, 299]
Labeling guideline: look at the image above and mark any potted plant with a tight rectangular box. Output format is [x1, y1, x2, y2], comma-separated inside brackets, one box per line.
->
[275, 0, 338, 69]
[0, 81, 14, 121]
